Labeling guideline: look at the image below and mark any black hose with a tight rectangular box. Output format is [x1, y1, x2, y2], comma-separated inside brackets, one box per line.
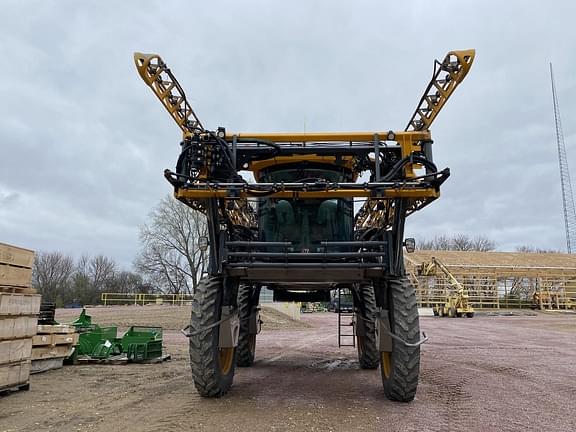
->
[235, 137, 282, 152]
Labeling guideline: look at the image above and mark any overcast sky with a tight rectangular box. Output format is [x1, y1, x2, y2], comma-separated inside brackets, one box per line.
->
[1, 0, 575, 268]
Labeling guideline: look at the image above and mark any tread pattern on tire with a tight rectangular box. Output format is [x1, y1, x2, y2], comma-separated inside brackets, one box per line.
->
[382, 277, 420, 402]
[356, 283, 379, 369]
[236, 285, 256, 367]
[189, 276, 235, 397]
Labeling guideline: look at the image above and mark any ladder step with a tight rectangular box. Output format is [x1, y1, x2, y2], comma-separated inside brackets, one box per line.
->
[337, 287, 356, 348]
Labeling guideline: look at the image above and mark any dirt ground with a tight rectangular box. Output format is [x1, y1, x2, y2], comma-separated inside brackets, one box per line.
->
[1, 306, 575, 432]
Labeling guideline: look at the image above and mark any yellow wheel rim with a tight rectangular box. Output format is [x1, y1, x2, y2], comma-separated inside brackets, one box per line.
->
[219, 347, 234, 375]
[381, 352, 392, 378]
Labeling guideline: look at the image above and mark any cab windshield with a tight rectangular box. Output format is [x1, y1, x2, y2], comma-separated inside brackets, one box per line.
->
[258, 165, 354, 249]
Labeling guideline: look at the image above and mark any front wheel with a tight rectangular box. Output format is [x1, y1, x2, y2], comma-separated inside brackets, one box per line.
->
[189, 276, 237, 397]
[379, 277, 420, 402]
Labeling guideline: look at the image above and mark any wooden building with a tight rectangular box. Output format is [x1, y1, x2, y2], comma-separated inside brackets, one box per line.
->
[405, 250, 576, 309]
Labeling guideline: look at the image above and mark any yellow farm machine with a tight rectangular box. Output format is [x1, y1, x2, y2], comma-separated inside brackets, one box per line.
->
[420, 257, 475, 318]
[134, 49, 475, 401]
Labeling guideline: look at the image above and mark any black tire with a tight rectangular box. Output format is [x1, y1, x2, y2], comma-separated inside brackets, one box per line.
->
[466, 312, 475, 318]
[447, 307, 456, 318]
[379, 277, 420, 402]
[189, 276, 237, 397]
[236, 285, 260, 367]
[432, 307, 439, 317]
[456, 312, 463, 318]
[438, 307, 445, 317]
[355, 283, 379, 370]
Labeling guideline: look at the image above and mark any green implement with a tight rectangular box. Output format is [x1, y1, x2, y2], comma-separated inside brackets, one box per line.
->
[121, 327, 163, 362]
[68, 309, 164, 361]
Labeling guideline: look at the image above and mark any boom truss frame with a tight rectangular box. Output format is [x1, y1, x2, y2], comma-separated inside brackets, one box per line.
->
[134, 49, 475, 263]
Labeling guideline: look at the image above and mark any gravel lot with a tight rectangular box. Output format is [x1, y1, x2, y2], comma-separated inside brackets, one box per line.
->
[1, 306, 575, 432]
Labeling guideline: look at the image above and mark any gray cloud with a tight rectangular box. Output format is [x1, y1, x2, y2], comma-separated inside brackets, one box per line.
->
[1, 0, 575, 266]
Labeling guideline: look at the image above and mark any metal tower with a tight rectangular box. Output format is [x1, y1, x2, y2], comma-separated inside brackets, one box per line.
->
[550, 63, 576, 253]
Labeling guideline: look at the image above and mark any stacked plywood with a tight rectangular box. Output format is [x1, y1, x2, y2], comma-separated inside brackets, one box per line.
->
[0, 242, 39, 393]
[31, 324, 78, 373]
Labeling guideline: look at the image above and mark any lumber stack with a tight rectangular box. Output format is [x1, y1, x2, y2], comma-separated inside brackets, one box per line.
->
[0, 242, 39, 393]
[31, 324, 78, 373]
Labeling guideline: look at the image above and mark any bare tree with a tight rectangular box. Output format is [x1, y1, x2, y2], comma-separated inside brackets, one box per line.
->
[135, 195, 207, 294]
[108, 270, 144, 294]
[72, 254, 118, 304]
[417, 238, 435, 250]
[435, 235, 452, 250]
[472, 235, 496, 252]
[88, 255, 116, 292]
[417, 234, 496, 252]
[452, 234, 474, 251]
[516, 245, 560, 253]
[32, 251, 75, 302]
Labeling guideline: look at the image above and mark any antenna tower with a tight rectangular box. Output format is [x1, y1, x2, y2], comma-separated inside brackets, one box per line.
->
[550, 63, 576, 253]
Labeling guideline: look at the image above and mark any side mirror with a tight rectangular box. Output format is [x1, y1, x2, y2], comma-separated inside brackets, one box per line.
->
[404, 238, 416, 253]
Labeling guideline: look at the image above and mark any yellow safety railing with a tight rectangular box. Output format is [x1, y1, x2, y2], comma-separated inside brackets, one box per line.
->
[101, 293, 194, 306]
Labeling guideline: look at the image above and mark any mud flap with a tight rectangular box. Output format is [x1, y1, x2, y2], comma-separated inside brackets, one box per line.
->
[375, 309, 393, 352]
[219, 307, 240, 348]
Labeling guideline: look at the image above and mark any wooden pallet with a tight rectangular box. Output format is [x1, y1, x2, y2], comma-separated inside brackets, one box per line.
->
[0, 265, 34, 290]
[0, 360, 30, 393]
[0, 242, 35, 268]
[0, 381, 30, 394]
[36, 324, 76, 335]
[31, 324, 80, 364]
[0, 243, 35, 299]
[0, 316, 37, 340]
[31, 344, 75, 361]
[0, 285, 37, 294]
[0, 339, 32, 364]
[0, 248, 38, 391]
[0, 292, 41, 316]
[33, 333, 78, 347]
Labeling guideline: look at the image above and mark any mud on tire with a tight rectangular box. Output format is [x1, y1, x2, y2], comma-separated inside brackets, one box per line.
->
[380, 277, 420, 402]
[189, 276, 236, 397]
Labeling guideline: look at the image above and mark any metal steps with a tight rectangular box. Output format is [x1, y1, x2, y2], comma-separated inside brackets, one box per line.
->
[337, 288, 355, 347]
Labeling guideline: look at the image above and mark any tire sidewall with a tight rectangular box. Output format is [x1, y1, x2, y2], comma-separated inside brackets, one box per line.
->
[381, 277, 421, 401]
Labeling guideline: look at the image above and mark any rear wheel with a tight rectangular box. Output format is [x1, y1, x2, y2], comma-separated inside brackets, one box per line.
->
[354, 283, 379, 369]
[379, 277, 420, 402]
[466, 312, 475, 318]
[236, 285, 260, 367]
[189, 276, 237, 397]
